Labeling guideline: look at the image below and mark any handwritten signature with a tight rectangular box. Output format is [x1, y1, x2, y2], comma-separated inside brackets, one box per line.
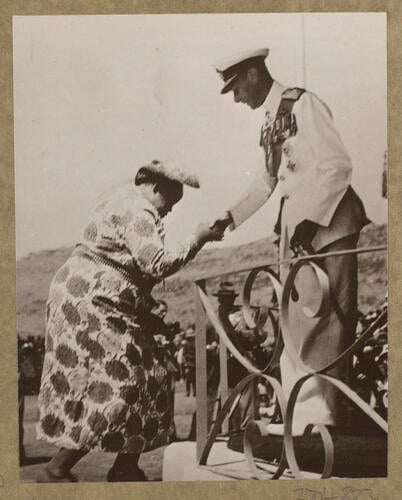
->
[294, 487, 377, 500]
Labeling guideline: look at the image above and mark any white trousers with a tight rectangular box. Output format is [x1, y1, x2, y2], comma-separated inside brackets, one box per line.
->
[279, 231, 359, 429]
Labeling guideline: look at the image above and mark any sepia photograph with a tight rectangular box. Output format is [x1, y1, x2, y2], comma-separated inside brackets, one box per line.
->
[13, 12, 387, 485]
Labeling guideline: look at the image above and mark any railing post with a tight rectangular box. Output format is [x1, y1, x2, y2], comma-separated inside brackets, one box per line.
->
[195, 280, 207, 463]
[218, 310, 229, 435]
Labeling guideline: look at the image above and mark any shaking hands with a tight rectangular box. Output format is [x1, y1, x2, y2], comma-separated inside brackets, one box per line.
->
[194, 212, 233, 246]
[194, 223, 223, 245]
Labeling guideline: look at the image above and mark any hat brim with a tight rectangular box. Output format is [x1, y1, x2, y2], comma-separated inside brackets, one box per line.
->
[212, 292, 238, 297]
[220, 74, 238, 94]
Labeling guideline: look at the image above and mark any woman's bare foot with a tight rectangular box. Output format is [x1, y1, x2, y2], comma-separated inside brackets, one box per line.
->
[36, 466, 78, 483]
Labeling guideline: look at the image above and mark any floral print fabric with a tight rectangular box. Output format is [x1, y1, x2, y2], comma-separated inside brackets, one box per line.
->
[36, 182, 194, 452]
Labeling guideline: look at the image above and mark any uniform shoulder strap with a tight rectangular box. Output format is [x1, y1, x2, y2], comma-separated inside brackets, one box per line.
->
[277, 87, 306, 116]
[281, 87, 306, 101]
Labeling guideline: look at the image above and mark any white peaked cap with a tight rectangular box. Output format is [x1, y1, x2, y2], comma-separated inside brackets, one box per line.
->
[215, 48, 270, 94]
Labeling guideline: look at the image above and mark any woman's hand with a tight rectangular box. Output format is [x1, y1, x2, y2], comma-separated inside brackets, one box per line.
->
[194, 223, 224, 245]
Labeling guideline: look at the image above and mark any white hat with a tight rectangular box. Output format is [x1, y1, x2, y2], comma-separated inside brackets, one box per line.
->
[136, 159, 200, 188]
[215, 48, 269, 94]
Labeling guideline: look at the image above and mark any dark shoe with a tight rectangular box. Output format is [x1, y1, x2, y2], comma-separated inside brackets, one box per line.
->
[107, 466, 148, 482]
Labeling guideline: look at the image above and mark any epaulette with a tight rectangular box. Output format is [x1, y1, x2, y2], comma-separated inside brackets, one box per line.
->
[281, 87, 305, 101]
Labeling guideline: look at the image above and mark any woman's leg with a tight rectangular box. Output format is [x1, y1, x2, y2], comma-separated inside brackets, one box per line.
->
[37, 448, 88, 482]
[46, 448, 88, 476]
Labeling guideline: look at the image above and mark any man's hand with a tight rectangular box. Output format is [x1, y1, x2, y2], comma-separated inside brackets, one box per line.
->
[290, 219, 319, 254]
[209, 211, 233, 233]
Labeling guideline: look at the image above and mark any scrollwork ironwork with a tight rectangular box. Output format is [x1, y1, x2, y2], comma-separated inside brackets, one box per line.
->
[195, 245, 387, 480]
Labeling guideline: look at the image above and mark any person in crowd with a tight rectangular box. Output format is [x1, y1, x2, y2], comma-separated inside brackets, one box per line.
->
[211, 49, 369, 435]
[213, 281, 263, 433]
[183, 327, 196, 397]
[152, 299, 180, 431]
[36, 159, 222, 482]
[206, 324, 220, 396]
[18, 335, 46, 464]
[18, 369, 26, 465]
[153, 299, 168, 320]
[174, 330, 186, 381]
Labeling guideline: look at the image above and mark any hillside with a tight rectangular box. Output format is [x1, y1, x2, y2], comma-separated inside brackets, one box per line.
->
[16, 223, 387, 338]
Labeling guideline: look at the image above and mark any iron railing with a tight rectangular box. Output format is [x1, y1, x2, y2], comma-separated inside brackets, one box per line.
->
[193, 245, 387, 480]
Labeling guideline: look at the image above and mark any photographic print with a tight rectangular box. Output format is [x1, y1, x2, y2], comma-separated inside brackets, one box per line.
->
[12, 11, 388, 489]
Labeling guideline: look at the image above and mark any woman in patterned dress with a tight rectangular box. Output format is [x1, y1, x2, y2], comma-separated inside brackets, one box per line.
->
[36, 160, 221, 482]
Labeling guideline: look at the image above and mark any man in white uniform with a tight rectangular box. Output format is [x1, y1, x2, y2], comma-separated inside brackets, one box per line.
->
[212, 49, 369, 435]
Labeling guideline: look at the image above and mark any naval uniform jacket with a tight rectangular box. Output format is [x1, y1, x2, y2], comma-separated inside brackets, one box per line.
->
[228, 81, 368, 253]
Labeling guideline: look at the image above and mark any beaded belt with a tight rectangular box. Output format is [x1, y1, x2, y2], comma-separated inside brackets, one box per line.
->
[72, 243, 152, 294]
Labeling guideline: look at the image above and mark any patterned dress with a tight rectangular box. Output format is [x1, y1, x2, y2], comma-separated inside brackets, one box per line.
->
[36, 182, 196, 453]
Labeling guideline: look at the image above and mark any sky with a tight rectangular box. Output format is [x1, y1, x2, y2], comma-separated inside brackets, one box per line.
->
[13, 13, 387, 259]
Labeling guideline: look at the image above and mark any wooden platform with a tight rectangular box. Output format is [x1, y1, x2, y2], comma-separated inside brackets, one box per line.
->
[162, 441, 322, 481]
